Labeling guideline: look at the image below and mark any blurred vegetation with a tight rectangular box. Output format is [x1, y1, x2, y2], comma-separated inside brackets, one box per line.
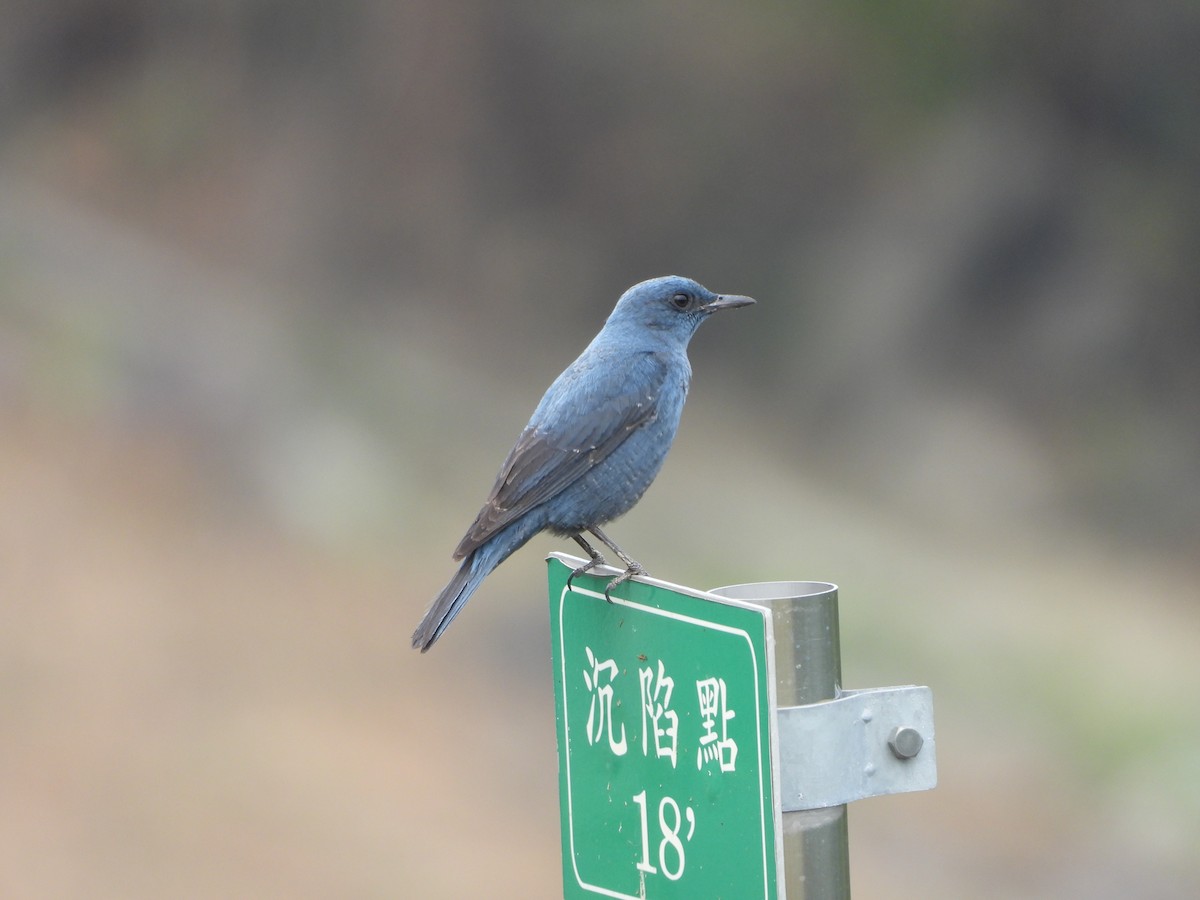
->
[4, 0, 1198, 545]
[1, 2, 1198, 898]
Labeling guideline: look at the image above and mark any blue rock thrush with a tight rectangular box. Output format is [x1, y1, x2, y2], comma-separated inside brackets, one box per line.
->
[411, 275, 754, 652]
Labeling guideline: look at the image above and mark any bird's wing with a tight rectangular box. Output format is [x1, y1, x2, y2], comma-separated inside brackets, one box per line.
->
[452, 351, 671, 560]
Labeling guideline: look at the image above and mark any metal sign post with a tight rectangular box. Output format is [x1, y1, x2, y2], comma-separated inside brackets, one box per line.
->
[548, 555, 937, 899]
[710, 581, 850, 900]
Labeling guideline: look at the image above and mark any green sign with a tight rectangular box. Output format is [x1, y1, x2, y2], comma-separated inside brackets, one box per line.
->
[548, 553, 782, 899]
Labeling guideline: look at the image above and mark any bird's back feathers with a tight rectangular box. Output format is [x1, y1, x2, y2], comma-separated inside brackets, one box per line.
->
[453, 349, 675, 560]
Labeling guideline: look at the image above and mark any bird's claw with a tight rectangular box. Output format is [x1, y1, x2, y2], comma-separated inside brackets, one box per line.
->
[566, 556, 607, 591]
[603, 564, 646, 602]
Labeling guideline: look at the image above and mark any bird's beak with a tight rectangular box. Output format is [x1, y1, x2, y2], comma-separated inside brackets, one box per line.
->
[703, 294, 756, 313]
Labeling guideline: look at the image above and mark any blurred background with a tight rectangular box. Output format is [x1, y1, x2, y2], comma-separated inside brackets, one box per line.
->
[2, 2, 1198, 897]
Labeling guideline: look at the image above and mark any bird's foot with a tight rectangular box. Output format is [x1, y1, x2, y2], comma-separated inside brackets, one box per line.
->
[566, 555, 607, 590]
[568, 533, 609, 590]
[603, 562, 647, 602]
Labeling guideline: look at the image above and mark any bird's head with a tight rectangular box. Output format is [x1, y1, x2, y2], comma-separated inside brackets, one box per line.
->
[605, 276, 755, 342]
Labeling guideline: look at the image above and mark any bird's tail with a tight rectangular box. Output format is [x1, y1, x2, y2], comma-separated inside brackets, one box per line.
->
[412, 517, 543, 652]
[411, 551, 491, 652]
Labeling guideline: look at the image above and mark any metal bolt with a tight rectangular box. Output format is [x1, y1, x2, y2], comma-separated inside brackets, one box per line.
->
[888, 725, 924, 760]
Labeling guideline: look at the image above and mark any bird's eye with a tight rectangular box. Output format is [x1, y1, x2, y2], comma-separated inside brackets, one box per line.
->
[670, 292, 691, 310]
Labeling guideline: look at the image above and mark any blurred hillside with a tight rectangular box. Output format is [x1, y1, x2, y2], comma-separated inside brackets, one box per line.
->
[4, 0, 1199, 545]
[2, 2, 1199, 898]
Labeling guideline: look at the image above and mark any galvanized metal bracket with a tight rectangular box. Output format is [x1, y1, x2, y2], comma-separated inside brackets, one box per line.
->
[776, 685, 937, 812]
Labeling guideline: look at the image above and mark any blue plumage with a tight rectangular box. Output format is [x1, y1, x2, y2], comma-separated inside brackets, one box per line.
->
[412, 275, 754, 651]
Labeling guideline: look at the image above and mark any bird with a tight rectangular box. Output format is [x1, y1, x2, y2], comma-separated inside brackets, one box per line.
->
[411, 275, 755, 652]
